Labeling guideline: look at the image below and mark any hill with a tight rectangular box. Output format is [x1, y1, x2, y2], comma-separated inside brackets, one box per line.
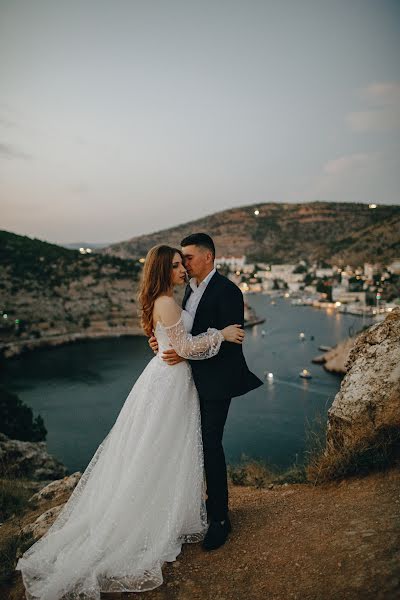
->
[0, 231, 141, 358]
[102, 201, 400, 266]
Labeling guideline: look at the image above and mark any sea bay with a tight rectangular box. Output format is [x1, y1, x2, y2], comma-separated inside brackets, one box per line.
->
[1, 295, 374, 473]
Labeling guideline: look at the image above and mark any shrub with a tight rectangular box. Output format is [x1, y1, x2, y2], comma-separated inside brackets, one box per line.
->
[306, 421, 400, 484]
[0, 476, 38, 522]
[0, 386, 47, 441]
[0, 527, 34, 584]
[228, 455, 306, 488]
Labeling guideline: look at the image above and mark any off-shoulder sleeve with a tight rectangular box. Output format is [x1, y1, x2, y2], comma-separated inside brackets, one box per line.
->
[163, 315, 224, 360]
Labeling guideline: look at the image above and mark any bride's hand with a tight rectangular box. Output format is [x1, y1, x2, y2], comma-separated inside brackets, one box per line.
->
[148, 335, 159, 354]
[221, 324, 245, 344]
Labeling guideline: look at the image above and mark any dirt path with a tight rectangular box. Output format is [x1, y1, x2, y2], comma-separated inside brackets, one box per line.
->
[6, 467, 400, 600]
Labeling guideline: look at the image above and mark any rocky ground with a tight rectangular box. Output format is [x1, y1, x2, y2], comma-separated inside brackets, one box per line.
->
[3, 466, 399, 600]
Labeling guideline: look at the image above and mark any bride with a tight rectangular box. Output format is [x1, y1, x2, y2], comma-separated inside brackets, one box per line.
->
[16, 244, 244, 599]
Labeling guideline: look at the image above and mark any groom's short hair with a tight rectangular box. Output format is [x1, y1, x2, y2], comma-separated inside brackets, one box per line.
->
[181, 233, 215, 259]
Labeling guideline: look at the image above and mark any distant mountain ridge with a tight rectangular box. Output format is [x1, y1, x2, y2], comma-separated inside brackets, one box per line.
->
[102, 201, 400, 266]
[62, 242, 110, 250]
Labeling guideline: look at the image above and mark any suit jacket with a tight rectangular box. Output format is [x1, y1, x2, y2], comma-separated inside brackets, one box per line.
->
[182, 271, 263, 400]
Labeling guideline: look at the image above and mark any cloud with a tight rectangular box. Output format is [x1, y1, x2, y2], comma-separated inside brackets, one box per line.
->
[0, 142, 32, 160]
[323, 153, 372, 175]
[346, 81, 400, 132]
[304, 152, 383, 201]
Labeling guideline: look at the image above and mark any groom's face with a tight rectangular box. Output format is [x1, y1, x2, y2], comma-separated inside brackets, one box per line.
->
[181, 244, 212, 281]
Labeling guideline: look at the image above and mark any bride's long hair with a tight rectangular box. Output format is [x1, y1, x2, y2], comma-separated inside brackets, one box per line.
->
[138, 244, 183, 336]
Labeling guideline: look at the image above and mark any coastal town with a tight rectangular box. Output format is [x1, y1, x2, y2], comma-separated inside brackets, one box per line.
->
[217, 254, 400, 321]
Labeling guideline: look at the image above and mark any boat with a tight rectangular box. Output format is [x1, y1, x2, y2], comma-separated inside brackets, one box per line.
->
[299, 332, 306, 340]
[299, 368, 312, 379]
[243, 302, 266, 328]
[243, 318, 266, 328]
[318, 345, 332, 352]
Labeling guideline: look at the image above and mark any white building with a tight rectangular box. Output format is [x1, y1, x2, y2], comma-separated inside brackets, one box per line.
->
[257, 266, 303, 285]
[315, 268, 334, 278]
[387, 259, 400, 274]
[287, 281, 302, 292]
[364, 263, 378, 280]
[242, 263, 256, 274]
[332, 288, 366, 305]
[215, 255, 246, 270]
[270, 264, 296, 276]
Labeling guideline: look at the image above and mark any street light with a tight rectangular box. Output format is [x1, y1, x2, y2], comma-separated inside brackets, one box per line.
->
[376, 292, 381, 312]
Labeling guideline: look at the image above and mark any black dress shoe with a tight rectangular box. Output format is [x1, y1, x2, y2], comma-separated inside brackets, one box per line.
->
[202, 516, 232, 551]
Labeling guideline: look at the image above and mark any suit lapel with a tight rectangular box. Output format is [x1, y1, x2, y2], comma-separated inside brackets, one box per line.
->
[182, 284, 192, 309]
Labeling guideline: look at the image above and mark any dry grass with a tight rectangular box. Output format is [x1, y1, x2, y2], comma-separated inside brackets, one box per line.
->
[228, 455, 306, 488]
[306, 421, 400, 484]
[0, 469, 40, 585]
[0, 477, 39, 523]
[228, 411, 400, 489]
[0, 527, 34, 585]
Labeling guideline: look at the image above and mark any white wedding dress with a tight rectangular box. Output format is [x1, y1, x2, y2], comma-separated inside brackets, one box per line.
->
[16, 310, 224, 599]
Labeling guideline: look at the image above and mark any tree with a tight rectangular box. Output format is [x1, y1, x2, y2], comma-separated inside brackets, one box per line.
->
[0, 386, 47, 441]
[293, 264, 307, 274]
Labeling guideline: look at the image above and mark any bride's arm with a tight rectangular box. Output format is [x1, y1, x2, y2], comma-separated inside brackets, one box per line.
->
[154, 297, 225, 360]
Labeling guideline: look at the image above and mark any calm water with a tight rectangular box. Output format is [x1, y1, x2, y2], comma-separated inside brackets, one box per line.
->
[1, 296, 373, 473]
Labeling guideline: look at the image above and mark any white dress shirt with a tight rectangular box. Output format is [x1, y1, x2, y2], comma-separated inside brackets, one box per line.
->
[185, 268, 216, 319]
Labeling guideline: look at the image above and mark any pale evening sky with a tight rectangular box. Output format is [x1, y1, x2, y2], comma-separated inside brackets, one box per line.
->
[1, 0, 399, 244]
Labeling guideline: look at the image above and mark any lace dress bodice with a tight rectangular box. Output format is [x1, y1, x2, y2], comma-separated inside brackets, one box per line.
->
[154, 309, 224, 360]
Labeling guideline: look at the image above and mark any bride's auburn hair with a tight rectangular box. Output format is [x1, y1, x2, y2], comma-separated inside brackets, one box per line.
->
[138, 244, 183, 336]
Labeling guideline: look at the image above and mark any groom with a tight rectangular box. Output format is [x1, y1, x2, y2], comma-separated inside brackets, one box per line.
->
[149, 233, 263, 550]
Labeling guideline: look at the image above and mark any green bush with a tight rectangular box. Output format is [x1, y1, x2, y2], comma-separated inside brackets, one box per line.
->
[0, 527, 34, 584]
[0, 476, 38, 522]
[0, 386, 47, 442]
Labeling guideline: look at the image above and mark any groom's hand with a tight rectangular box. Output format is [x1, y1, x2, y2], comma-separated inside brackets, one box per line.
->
[148, 336, 159, 353]
[161, 349, 185, 366]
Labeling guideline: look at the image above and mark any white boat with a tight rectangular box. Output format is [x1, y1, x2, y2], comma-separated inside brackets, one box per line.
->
[299, 368, 312, 379]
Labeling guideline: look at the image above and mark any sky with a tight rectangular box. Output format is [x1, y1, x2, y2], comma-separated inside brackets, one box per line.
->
[1, 0, 399, 244]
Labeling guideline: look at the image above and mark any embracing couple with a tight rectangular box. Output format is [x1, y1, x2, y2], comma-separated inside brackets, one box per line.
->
[16, 233, 263, 599]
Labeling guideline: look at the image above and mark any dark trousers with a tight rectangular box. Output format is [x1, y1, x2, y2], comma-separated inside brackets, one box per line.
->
[199, 395, 232, 522]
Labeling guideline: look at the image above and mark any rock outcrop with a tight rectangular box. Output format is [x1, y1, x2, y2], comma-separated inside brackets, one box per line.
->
[0, 433, 67, 480]
[20, 504, 66, 540]
[20, 473, 82, 541]
[312, 337, 355, 375]
[29, 471, 81, 504]
[326, 307, 400, 456]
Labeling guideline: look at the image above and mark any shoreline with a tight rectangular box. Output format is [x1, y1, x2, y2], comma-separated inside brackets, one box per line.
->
[0, 327, 145, 359]
[311, 337, 355, 375]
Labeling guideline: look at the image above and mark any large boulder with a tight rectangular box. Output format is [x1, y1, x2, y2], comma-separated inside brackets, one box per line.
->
[326, 307, 400, 463]
[16, 474, 82, 550]
[29, 471, 81, 504]
[20, 503, 66, 541]
[0, 433, 67, 480]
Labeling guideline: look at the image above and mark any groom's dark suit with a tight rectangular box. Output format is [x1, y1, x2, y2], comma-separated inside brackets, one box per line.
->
[182, 270, 263, 521]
